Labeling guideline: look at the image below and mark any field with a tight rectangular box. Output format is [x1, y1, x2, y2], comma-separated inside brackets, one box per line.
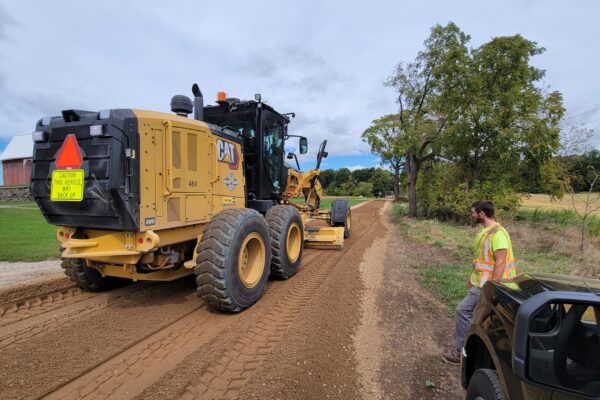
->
[0, 201, 58, 262]
[521, 193, 600, 215]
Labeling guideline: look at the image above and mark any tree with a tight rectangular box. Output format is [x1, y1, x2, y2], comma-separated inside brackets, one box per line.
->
[371, 168, 393, 197]
[568, 167, 600, 254]
[352, 181, 374, 197]
[362, 114, 404, 201]
[384, 22, 470, 217]
[440, 34, 564, 194]
[319, 169, 336, 189]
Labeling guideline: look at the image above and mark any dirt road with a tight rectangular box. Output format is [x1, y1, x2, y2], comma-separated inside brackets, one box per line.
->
[0, 200, 463, 399]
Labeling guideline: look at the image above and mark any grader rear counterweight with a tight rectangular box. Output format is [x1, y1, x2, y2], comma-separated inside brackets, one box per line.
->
[30, 84, 351, 312]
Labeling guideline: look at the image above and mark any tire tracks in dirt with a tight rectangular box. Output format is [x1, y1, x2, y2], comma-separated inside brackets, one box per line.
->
[1, 201, 379, 400]
[0, 278, 201, 400]
[138, 201, 378, 400]
[41, 249, 313, 400]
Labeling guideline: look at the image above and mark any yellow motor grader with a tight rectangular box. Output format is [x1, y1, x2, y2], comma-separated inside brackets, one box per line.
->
[30, 84, 351, 311]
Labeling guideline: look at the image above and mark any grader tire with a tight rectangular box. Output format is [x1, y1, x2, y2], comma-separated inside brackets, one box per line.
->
[195, 208, 271, 312]
[266, 205, 304, 279]
[61, 258, 124, 292]
[331, 198, 351, 239]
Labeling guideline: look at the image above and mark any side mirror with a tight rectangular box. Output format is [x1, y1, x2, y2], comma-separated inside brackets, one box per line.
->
[513, 291, 600, 397]
[287, 152, 300, 170]
[299, 137, 308, 154]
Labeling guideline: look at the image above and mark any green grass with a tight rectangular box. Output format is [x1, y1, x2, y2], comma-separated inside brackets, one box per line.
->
[516, 208, 600, 237]
[0, 201, 59, 261]
[421, 263, 471, 313]
[294, 196, 373, 209]
[394, 208, 581, 315]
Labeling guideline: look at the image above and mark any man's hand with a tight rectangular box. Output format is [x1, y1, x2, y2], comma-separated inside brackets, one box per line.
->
[467, 277, 473, 288]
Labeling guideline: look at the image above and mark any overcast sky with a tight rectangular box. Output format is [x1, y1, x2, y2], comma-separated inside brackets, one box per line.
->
[0, 0, 599, 171]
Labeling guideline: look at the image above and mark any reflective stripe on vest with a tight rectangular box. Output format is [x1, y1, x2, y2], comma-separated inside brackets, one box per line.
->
[471, 224, 516, 288]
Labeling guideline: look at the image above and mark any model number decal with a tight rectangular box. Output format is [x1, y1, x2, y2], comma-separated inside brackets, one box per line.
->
[216, 139, 240, 170]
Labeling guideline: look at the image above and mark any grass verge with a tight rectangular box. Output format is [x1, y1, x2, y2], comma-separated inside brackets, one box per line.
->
[0, 201, 59, 261]
[393, 202, 589, 315]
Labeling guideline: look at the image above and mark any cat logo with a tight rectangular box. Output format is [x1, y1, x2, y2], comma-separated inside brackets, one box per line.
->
[216, 139, 239, 170]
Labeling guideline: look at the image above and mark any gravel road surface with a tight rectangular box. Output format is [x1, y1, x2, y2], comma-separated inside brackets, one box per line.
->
[0, 200, 463, 399]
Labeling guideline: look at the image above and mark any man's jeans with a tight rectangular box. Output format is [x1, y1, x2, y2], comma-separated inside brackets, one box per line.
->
[454, 287, 481, 352]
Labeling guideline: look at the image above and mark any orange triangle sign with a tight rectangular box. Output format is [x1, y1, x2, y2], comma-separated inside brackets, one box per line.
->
[55, 134, 83, 169]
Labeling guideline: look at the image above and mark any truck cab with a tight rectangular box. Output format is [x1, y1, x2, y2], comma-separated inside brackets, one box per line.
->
[462, 273, 600, 400]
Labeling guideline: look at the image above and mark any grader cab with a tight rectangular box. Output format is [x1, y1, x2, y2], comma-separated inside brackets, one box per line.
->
[30, 84, 351, 311]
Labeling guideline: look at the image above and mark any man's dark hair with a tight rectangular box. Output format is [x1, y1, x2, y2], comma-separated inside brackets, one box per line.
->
[471, 200, 495, 218]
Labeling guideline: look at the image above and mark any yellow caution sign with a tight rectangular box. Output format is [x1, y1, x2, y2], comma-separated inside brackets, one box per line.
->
[51, 169, 84, 202]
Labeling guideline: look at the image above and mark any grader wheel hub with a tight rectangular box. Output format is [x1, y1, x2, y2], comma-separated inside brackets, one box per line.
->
[238, 233, 266, 288]
[286, 222, 302, 263]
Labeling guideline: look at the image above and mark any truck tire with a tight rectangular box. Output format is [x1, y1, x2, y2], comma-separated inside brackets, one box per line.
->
[195, 208, 271, 312]
[466, 369, 505, 400]
[266, 205, 304, 279]
[331, 198, 351, 239]
[61, 258, 124, 292]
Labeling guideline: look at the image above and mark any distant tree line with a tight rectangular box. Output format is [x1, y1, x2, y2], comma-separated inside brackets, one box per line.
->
[319, 167, 393, 197]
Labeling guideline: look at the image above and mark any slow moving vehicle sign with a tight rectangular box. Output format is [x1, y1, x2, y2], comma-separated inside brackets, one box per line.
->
[51, 134, 85, 202]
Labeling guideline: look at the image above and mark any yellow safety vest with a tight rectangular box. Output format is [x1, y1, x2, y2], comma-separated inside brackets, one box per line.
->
[471, 224, 516, 288]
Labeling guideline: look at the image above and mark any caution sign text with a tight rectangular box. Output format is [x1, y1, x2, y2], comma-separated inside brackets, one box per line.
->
[51, 169, 85, 202]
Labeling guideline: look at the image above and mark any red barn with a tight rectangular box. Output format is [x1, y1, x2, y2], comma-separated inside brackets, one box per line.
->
[0, 132, 33, 186]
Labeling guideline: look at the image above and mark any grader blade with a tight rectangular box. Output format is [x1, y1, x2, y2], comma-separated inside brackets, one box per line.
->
[304, 226, 344, 250]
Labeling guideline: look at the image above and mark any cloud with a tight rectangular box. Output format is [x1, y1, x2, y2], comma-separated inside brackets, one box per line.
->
[0, 5, 16, 41]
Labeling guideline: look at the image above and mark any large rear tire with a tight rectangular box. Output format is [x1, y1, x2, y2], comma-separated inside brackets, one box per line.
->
[266, 205, 304, 279]
[195, 208, 271, 312]
[61, 258, 124, 292]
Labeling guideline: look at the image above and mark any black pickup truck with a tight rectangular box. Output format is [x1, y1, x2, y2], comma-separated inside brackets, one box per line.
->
[462, 273, 600, 400]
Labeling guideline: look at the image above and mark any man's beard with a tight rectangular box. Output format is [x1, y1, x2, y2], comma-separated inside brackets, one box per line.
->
[472, 216, 484, 224]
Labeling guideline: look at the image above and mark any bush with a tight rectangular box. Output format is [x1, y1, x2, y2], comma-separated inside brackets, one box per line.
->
[418, 162, 521, 222]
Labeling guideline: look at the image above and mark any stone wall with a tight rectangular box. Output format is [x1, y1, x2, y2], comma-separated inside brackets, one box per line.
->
[0, 186, 33, 201]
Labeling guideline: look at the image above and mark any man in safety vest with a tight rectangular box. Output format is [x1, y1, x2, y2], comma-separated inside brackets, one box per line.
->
[442, 200, 516, 364]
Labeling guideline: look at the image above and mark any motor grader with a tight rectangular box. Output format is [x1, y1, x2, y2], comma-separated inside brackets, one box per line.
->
[30, 84, 351, 312]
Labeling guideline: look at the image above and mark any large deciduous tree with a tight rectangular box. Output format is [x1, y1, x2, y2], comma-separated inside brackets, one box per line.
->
[440, 34, 564, 194]
[382, 22, 470, 216]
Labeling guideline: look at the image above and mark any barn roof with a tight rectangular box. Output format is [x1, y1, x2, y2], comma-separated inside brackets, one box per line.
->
[0, 132, 33, 161]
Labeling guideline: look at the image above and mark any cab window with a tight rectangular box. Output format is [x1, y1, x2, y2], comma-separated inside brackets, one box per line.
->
[263, 118, 283, 192]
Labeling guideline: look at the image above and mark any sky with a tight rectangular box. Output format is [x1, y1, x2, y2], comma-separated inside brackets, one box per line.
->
[0, 0, 599, 172]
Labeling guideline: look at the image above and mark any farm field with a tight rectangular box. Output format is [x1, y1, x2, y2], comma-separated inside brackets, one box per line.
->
[0, 201, 57, 262]
[521, 193, 600, 215]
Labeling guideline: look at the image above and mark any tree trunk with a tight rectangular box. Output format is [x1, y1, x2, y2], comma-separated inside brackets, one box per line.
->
[407, 158, 420, 218]
[393, 165, 400, 202]
[581, 217, 588, 255]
